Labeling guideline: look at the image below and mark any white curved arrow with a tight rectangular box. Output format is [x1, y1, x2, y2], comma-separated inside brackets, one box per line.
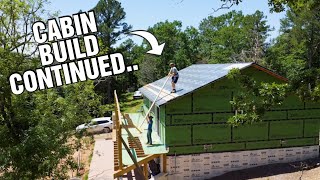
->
[130, 30, 165, 55]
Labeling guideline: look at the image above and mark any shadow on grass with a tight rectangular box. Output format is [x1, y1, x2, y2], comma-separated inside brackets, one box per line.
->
[119, 93, 132, 100]
[121, 101, 143, 112]
[115, 92, 144, 113]
[121, 101, 141, 108]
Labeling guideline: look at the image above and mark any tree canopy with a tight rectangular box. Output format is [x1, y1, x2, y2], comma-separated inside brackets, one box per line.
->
[1, 0, 320, 178]
[0, 0, 105, 178]
[94, 0, 132, 52]
[219, 0, 320, 12]
[199, 10, 271, 63]
[93, 0, 133, 103]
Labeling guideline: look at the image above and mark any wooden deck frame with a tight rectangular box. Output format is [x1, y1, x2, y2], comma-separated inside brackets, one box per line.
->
[113, 153, 167, 179]
[122, 113, 143, 150]
[113, 91, 167, 179]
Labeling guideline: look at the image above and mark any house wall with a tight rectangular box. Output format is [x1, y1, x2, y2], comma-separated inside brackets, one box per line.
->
[164, 66, 320, 155]
[142, 97, 166, 143]
[159, 107, 166, 143]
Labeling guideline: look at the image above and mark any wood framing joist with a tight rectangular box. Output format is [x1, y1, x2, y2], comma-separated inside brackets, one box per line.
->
[123, 113, 142, 133]
[114, 90, 123, 170]
[113, 154, 163, 179]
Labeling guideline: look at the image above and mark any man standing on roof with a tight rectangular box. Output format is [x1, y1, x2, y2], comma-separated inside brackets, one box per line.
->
[169, 63, 179, 93]
[146, 115, 153, 145]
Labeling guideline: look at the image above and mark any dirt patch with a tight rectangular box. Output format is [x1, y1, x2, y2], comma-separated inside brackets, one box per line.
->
[211, 158, 320, 180]
[68, 136, 95, 179]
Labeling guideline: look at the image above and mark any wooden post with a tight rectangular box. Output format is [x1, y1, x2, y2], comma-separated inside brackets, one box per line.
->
[114, 90, 123, 170]
[161, 154, 167, 173]
[143, 163, 148, 179]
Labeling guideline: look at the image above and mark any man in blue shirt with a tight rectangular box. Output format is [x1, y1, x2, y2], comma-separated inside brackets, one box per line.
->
[147, 115, 153, 145]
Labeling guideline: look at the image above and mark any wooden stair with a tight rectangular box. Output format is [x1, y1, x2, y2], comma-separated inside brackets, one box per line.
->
[114, 140, 119, 171]
[128, 137, 146, 158]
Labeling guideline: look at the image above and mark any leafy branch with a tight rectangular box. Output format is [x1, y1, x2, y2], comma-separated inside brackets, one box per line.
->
[227, 68, 288, 126]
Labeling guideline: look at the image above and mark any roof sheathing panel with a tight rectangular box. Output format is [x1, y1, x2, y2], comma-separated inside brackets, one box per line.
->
[139, 63, 253, 106]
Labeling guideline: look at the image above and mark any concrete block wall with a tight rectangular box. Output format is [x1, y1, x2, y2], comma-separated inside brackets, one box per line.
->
[166, 146, 319, 180]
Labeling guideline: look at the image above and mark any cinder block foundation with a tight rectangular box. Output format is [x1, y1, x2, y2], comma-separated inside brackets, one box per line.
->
[166, 145, 319, 180]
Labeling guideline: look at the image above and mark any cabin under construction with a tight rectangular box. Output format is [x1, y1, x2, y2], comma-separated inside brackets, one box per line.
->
[113, 63, 320, 180]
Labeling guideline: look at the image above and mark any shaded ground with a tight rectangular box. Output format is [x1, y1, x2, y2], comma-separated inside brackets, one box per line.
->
[212, 158, 320, 180]
[68, 133, 112, 180]
[67, 136, 95, 179]
[88, 133, 113, 180]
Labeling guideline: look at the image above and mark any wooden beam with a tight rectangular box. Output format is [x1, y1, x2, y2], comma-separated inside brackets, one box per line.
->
[162, 154, 167, 173]
[119, 136, 145, 180]
[112, 114, 117, 142]
[123, 113, 142, 133]
[113, 154, 161, 178]
[122, 113, 143, 150]
[139, 76, 171, 128]
[114, 90, 123, 170]
[112, 114, 116, 130]
[252, 64, 288, 82]
[143, 163, 148, 178]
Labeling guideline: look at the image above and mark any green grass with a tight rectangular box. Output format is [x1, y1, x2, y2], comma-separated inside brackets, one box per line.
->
[83, 172, 88, 180]
[119, 92, 143, 113]
[88, 151, 93, 164]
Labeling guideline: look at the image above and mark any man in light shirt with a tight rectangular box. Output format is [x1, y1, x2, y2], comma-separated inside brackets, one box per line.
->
[169, 63, 179, 93]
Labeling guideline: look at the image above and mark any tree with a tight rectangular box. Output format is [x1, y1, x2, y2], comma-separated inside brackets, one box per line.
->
[0, 1, 104, 178]
[199, 10, 271, 63]
[94, 0, 132, 52]
[181, 26, 202, 64]
[93, 0, 132, 103]
[243, 11, 272, 64]
[227, 3, 320, 125]
[136, 20, 202, 84]
[147, 20, 185, 76]
[114, 39, 141, 92]
[0, 80, 104, 179]
[218, 0, 320, 12]
[227, 68, 288, 126]
[266, 6, 320, 101]
[0, 0, 47, 153]
[0, 0, 47, 55]
[138, 54, 162, 85]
